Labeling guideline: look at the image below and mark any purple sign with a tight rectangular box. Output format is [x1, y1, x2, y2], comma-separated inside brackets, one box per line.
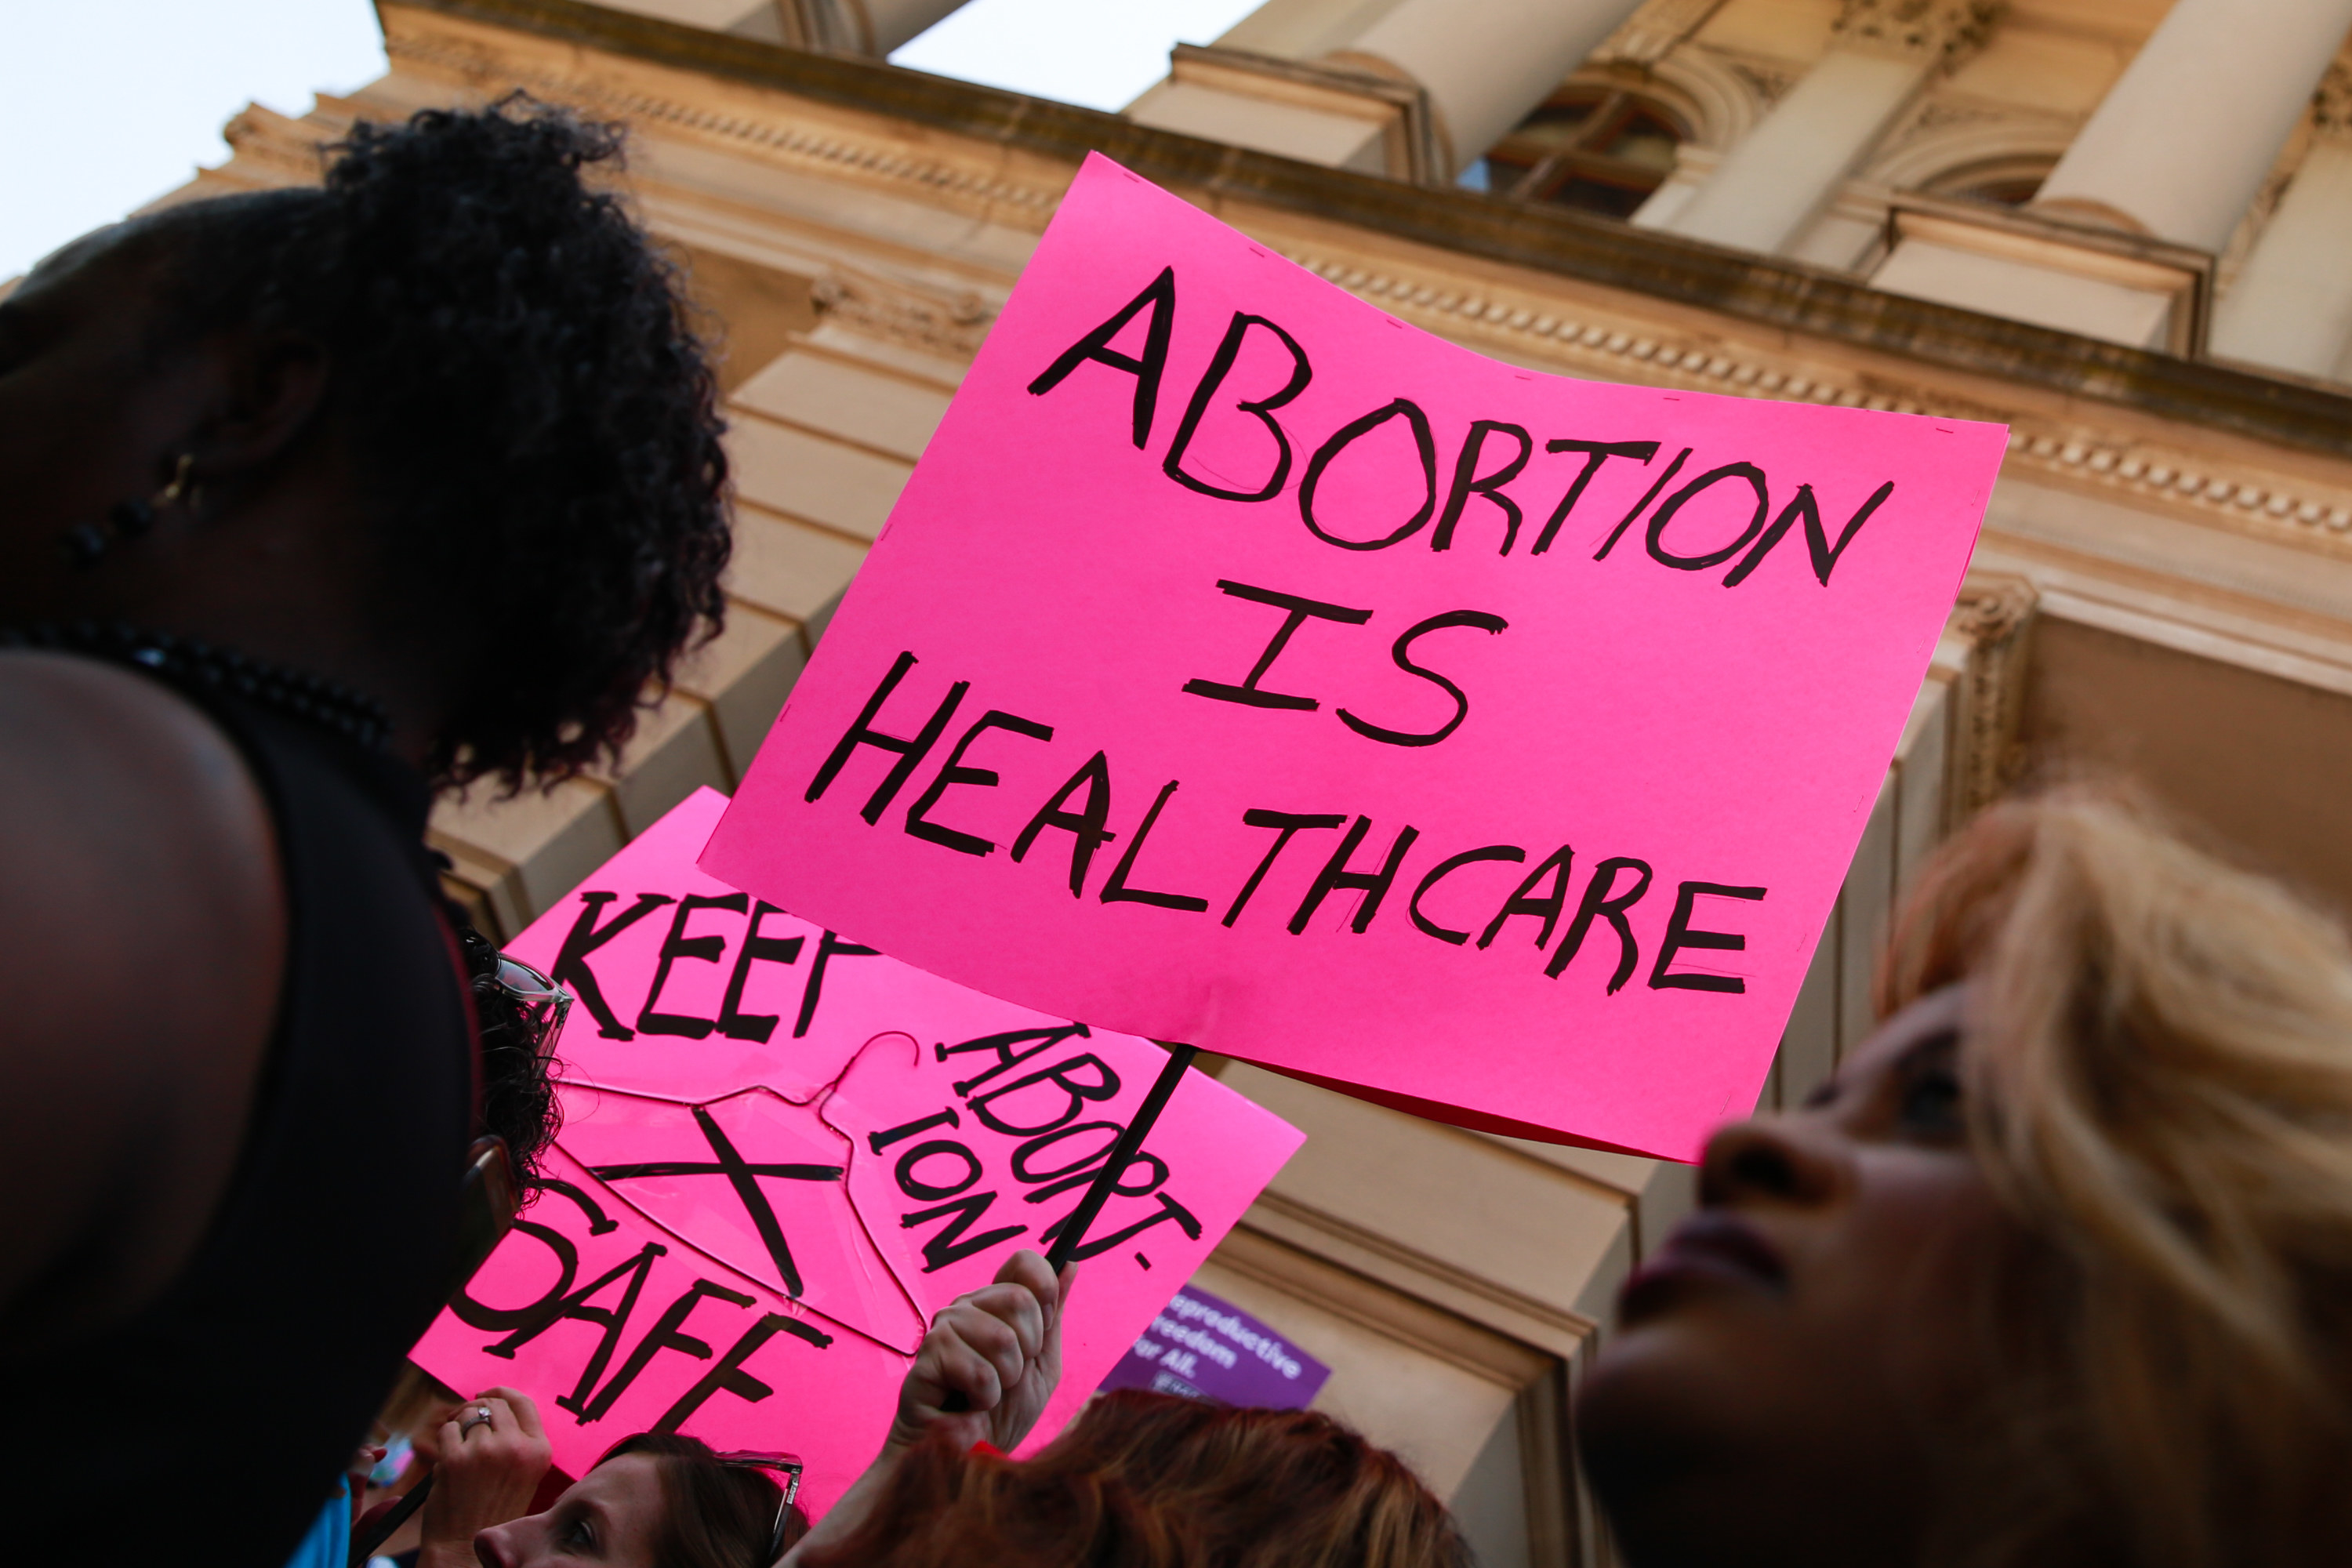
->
[1098, 1283, 1331, 1410]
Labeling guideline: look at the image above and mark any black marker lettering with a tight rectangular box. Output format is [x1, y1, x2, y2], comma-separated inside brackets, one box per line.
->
[905, 710, 1054, 856]
[1300, 397, 1439, 550]
[717, 902, 804, 1044]
[590, 1106, 842, 1300]
[805, 651, 968, 824]
[581, 1279, 756, 1421]
[1223, 808, 1346, 927]
[551, 891, 676, 1040]
[1646, 463, 1771, 571]
[1594, 446, 1693, 560]
[1546, 857, 1653, 990]
[513, 1242, 664, 1414]
[868, 1107, 960, 1154]
[938, 1023, 1092, 1096]
[1163, 311, 1313, 501]
[1290, 817, 1420, 935]
[1722, 481, 1895, 587]
[1431, 420, 1533, 553]
[1054, 1192, 1202, 1261]
[1025, 1147, 1166, 1207]
[1027, 265, 1177, 448]
[449, 1219, 579, 1331]
[637, 893, 747, 1039]
[532, 1179, 622, 1237]
[795, 930, 879, 1039]
[1010, 1121, 1123, 1184]
[1478, 844, 1577, 949]
[653, 1312, 833, 1433]
[1098, 780, 1210, 912]
[895, 1140, 984, 1201]
[1650, 881, 1767, 993]
[1408, 845, 1527, 946]
[1011, 750, 1117, 897]
[1337, 610, 1508, 749]
[1182, 579, 1372, 712]
[1530, 439, 1661, 554]
[902, 1192, 1025, 1272]
[969, 1054, 1123, 1138]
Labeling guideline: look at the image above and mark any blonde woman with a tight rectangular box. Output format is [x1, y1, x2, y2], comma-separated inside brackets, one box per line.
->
[1576, 789, 2352, 1568]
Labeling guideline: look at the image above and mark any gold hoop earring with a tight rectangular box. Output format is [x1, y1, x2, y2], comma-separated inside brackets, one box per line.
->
[158, 452, 198, 511]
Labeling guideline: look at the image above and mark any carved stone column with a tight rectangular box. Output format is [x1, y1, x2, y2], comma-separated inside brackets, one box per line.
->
[2033, 0, 2352, 252]
[2212, 68, 2352, 379]
[1334, 0, 1653, 176]
[1127, 0, 1649, 183]
[1664, 0, 1998, 256]
[777, 0, 970, 56]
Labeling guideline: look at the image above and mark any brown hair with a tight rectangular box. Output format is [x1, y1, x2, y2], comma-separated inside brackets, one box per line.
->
[805, 1391, 1469, 1568]
[1879, 788, 2352, 1567]
[596, 1432, 808, 1568]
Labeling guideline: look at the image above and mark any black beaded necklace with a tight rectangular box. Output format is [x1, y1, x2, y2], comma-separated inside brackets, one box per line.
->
[0, 621, 393, 753]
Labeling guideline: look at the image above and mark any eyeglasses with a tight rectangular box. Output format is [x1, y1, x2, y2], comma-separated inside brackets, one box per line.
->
[717, 1450, 804, 1564]
[492, 953, 571, 1042]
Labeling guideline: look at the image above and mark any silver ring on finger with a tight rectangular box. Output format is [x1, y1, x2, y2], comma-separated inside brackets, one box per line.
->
[460, 1405, 494, 1436]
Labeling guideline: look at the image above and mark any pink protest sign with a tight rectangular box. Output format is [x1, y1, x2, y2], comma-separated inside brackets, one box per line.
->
[702, 154, 2005, 1161]
[412, 788, 1303, 1508]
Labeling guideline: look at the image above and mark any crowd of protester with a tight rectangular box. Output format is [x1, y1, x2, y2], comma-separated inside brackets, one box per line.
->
[9, 89, 2352, 1568]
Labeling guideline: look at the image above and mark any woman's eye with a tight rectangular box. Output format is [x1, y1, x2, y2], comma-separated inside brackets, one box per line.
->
[1899, 1065, 1963, 1133]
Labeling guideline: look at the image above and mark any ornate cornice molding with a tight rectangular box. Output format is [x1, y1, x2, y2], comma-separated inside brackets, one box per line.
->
[1593, 0, 1733, 68]
[2314, 64, 2352, 142]
[1272, 242, 2352, 557]
[376, 0, 2352, 471]
[1947, 574, 2038, 815]
[382, 24, 1067, 220]
[809, 266, 994, 358]
[1832, 0, 2003, 69]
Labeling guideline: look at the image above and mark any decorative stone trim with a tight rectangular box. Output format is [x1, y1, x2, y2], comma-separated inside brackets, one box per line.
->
[362, 13, 2352, 563]
[1281, 248, 2352, 554]
[1947, 574, 2036, 816]
[1831, 0, 2002, 68]
[1594, 0, 1733, 69]
[810, 266, 996, 358]
[2315, 63, 2352, 142]
[382, 27, 1066, 219]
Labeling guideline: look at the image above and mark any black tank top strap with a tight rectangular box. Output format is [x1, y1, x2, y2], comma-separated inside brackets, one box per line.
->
[0, 643, 477, 1566]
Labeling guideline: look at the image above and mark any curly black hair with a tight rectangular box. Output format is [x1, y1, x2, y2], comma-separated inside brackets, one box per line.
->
[143, 95, 729, 789]
[456, 923, 562, 1192]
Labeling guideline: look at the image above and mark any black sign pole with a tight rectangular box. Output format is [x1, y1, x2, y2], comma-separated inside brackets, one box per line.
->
[1046, 1040, 1198, 1271]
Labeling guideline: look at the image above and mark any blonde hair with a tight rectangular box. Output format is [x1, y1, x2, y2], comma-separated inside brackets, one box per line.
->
[1879, 788, 2352, 1568]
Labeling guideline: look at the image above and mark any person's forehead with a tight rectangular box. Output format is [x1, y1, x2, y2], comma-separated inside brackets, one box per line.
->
[579, 1452, 666, 1514]
[19, 212, 186, 313]
[1838, 984, 1969, 1083]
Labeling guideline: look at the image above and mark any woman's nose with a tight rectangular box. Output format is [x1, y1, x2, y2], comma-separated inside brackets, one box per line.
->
[1699, 1116, 1847, 1210]
[473, 1520, 518, 1568]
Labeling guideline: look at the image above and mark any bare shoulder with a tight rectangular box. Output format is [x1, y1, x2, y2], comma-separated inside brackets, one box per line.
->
[0, 652, 286, 1337]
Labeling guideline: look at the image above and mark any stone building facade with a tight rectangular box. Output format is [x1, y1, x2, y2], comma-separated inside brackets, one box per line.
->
[139, 0, 2352, 1559]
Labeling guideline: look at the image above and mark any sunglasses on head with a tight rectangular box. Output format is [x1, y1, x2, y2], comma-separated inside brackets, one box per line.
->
[717, 1450, 804, 1564]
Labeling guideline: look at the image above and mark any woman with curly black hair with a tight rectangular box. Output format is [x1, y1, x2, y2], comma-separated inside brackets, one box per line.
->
[0, 96, 728, 1565]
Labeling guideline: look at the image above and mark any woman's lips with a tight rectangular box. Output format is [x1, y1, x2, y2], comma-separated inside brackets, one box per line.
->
[1617, 1210, 1789, 1323]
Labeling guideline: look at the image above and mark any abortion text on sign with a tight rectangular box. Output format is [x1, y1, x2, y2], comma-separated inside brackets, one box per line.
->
[704, 156, 2005, 1160]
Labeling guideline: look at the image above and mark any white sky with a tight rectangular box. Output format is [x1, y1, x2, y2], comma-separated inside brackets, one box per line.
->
[0, 0, 1259, 283]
